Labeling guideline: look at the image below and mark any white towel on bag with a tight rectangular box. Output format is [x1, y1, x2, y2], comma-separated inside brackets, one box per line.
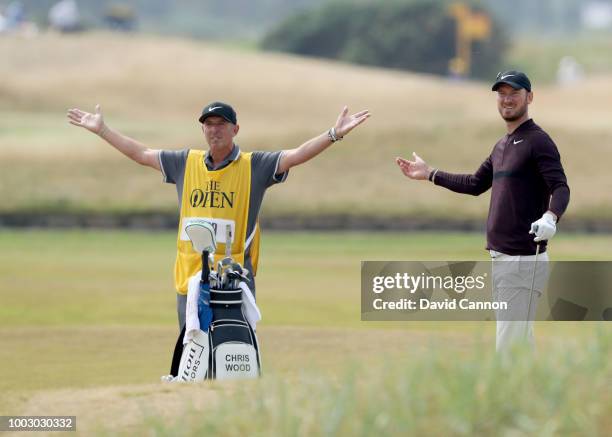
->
[183, 270, 203, 345]
[239, 281, 261, 330]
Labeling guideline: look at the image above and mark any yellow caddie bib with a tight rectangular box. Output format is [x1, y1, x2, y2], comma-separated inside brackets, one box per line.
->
[174, 150, 260, 293]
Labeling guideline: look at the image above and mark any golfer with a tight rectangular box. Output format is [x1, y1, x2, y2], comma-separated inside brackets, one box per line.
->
[396, 71, 570, 352]
[67, 102, 370, 330]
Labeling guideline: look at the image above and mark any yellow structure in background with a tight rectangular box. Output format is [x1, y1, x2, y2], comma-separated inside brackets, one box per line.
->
[448, 2, 491, 77]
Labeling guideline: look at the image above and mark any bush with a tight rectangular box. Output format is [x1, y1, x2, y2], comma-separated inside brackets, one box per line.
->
[262, 0, 508, 79]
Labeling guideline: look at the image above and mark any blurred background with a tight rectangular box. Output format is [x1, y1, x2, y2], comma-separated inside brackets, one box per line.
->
[0, 0, 611, 229]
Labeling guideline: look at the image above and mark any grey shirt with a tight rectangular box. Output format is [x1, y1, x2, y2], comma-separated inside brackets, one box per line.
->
[159, 145, 288, 295]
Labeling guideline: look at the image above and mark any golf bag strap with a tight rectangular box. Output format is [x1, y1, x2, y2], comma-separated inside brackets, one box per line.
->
[170, 324, 186, 376]
[245, 223, 257, 251]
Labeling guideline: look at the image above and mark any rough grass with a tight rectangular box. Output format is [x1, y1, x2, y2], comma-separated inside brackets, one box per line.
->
[135, 329, 611, 437]
[2, 327, 608, 436]
[1, 33, 611, 219]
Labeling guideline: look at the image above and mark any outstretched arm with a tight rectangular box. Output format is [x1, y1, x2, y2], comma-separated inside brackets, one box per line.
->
[396, 153, 434, 180]
[67, 105, 161, 171]
[396, 153, 492, 196]
[277, 106, 370, 174]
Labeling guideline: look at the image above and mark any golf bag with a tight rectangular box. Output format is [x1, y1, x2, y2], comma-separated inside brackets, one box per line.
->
[170, 286, 261, 381]
[168, 221, 261, 381]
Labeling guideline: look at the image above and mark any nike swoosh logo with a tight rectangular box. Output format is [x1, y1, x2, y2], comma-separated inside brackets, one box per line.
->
[500, 74, 514, 80]
[208, 106, 222, 111]
[513, 139, 523, 144]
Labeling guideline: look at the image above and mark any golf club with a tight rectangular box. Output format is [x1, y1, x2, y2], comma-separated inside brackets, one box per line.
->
[525, 240, 540, 339]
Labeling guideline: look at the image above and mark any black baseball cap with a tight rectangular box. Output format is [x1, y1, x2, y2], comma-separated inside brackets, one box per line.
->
[198, 101, 237, 124]
[492, 70, 532, 92]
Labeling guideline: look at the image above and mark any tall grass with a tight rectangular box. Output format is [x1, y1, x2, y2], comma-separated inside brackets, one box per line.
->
[129, 328, 610, 436]
[1, 33, 611, 218]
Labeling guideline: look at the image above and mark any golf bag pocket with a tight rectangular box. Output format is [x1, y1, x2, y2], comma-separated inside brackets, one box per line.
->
[214, 343, 259, 380]
[209, 314, 261, 379]
[177, 329, 209, 382]
[210, 319, 252, 344]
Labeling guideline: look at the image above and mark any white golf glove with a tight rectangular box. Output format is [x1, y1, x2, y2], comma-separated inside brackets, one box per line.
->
[529, 212, 557, 242]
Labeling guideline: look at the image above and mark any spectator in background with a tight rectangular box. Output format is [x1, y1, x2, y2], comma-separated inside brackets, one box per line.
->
[557, 56, 584, 87]
[104, 4, 136, 32]
[49, 0, 81, 33]
[0, 10, 7, 33]
[0, 1, 38, 36]
[5, 1, 25, 29]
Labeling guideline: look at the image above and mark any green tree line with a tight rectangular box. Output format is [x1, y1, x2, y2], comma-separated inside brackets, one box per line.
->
[262, 0, 508, 79]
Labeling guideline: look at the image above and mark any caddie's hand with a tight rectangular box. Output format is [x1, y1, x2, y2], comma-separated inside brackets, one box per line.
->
[529, 211, 557, 242]
[334, 106, 370, 138]
[395, 153, 432, 180]
[67, 104, 105, 135]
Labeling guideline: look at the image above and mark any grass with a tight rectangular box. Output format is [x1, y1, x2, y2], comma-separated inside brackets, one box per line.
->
[0, 32, 611, 219]
[1, 230, 610, 328]
[507, 35, 612, 83]
[0, 230, 609, 434]
[2, 325, 608, 435]
[135, 329, 611, 437]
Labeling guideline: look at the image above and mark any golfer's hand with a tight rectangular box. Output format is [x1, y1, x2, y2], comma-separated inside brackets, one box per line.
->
[67, 104, 105, 135]
[334, 106, 370, 138]
[396, 153, 432, 180]
[529, 212, 557, 242]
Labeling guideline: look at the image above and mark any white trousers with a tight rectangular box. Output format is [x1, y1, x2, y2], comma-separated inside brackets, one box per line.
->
[490, 250, 550, 353]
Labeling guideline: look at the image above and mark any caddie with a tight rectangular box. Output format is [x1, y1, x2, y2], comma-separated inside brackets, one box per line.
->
[67, 102, 370, 330]
[396, 71, 570, 352]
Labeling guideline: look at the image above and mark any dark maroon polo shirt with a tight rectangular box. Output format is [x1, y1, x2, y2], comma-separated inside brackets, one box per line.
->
[434, 119, 570, 255]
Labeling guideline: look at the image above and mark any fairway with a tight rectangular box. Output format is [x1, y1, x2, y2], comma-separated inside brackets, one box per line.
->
[0, 230, 610, 435]
[1, 230, 610, 329]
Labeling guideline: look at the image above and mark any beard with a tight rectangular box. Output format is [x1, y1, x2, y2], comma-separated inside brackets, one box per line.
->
[499, 102, 528, 122]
